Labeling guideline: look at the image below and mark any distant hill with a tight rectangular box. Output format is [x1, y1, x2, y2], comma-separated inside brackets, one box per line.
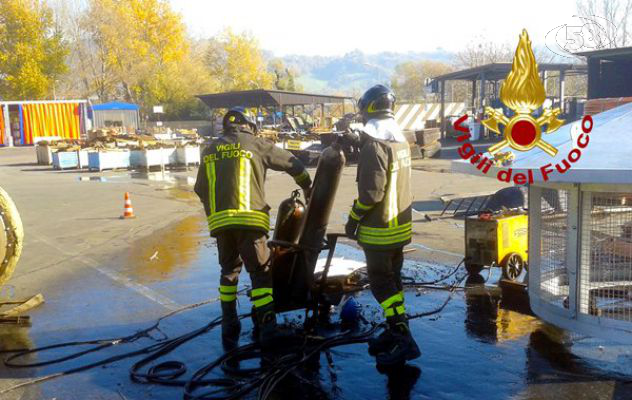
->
[281, 49, 454, 94]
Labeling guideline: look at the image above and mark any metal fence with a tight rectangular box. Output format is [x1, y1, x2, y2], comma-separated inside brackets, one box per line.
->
[539, 189, 569, 306]
[530, 184, 632, 342]
[580, 191, 632, 322]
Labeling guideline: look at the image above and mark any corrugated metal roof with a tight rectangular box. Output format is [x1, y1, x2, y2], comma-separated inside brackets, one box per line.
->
[431, 63, 587, 82]
[197, 89, 351, 109]
[575, 46, 632, 60]
[395, 103, 465, 131]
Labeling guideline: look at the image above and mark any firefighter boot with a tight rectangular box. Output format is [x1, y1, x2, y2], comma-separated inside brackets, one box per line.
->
[221, 301, 241, 349]
[369, 291, 404, 356]
[250, 306, 259, 340]
[256, 303, 297, 350]
[368, 326, 395, 356]
[375, 316, 420, 366]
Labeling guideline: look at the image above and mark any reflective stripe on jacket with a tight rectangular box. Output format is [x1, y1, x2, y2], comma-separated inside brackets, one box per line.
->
[194, 129, 311, 236]
[350, 137, 412, 249]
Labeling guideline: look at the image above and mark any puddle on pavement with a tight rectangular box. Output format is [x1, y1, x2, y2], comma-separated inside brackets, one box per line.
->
[0, 326, 34, 356]
[78, 170, 200, 204]
[124, 215, 206, 284]
[4, 222, 632, 399]
[77, 171, 196, 187]
[0, 326, 41, 399]
[119, 228, 632, 399]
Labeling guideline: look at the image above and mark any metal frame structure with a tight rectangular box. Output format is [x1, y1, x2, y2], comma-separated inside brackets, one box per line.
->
[91, 101, 141, 131]
[0, 100, 89, 147]
[452, 98, 632, 343]
[430, 63, 587, 138]
[576, 46, 632, 100]
[529, 183, 632, 342]
[197, 89, 354, 121]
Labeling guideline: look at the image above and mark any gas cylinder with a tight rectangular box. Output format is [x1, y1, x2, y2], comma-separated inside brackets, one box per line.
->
[297, 143, 346, 284]
[273, 189, 305, 244]
[271, 142, 346, 312]
[298, 143, 346, 251]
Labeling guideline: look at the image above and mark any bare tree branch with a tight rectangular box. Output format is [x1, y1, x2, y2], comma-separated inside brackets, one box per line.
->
[576, 0, 632, 47]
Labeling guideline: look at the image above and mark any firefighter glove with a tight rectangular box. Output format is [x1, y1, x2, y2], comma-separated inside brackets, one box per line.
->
[345, 217, 359, 240]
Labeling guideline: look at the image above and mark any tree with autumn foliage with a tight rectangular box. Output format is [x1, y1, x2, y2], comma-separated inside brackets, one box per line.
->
[205, 29, 274, 91]
[268, 58, 302, 92]
[391, 60, 453, 102]
[57, 0, 215, 118]
[0, 0, 68, 99]
[83, 0, 192, 107]
[53, 2, 293, 118]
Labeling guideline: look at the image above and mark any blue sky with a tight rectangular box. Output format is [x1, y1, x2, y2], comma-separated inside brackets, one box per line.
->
[169, 0, 578, 56]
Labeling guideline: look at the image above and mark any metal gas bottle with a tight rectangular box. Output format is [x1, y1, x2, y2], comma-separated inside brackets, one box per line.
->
[298, 142, 346, 271]
[273, 189, 305, 244]
[270, 142, 346, 312]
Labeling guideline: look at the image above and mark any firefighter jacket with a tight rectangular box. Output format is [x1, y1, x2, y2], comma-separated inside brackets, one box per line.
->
[349, 137, 412, 250]
[195, 129, 312, 236]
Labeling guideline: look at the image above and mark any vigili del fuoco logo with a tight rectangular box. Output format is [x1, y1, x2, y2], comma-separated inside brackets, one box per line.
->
[455, 29, 593, 185]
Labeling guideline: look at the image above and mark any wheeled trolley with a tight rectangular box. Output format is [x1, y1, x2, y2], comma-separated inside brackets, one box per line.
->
[464, 211, 528, 281]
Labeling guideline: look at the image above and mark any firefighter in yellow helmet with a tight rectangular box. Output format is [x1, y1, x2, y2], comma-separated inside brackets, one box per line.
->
[344, 85, 420, 366]
[194, 107, 312, 349]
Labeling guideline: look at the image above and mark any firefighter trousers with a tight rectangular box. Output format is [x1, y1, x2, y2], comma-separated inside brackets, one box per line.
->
[364, 247, 406, 319]
[216, 229, 273, 307]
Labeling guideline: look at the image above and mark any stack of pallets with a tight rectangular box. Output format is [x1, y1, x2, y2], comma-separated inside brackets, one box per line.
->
[415, 128, 441, 159]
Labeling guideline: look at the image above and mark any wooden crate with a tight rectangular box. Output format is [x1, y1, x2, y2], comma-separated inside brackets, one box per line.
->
[420, 140, 441, 159]
[415, 128, 441, 147]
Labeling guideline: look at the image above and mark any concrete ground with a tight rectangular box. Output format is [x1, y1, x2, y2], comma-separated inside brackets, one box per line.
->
[0, 145, 506, 308]
[1, 146, 629, 399]
[0, 146, 502, 397]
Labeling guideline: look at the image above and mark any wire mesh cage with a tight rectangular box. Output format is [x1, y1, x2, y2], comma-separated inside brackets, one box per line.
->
[539, 189, 569, 306]
[529, 184, 632, 342]
[580, 191, 632, 322]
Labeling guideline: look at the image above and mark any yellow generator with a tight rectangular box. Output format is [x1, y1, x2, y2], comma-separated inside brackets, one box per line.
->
[464, 211, 528, 281]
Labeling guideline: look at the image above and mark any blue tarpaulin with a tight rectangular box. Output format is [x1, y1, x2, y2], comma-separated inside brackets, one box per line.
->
[91, 102, 139, 111]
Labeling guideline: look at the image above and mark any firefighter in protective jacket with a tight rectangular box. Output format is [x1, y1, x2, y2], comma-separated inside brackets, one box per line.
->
[194, 107, 312, 348]
[344, 85, 420, 366]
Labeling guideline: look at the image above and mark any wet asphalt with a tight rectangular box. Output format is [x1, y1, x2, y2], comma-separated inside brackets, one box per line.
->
[2, 210, 632, 400]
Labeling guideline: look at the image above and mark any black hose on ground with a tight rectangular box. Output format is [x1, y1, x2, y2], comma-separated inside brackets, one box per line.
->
[401, 258, 465, 286]
[0, 259, 469, 399]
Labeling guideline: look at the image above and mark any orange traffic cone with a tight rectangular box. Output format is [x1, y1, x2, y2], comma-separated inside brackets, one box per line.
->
[120, 192, 136, 219]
